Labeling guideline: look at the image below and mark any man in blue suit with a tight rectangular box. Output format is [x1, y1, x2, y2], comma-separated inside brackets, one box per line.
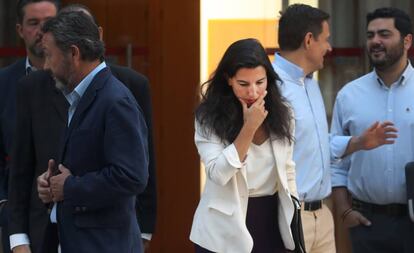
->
[36, 11, 148, 252]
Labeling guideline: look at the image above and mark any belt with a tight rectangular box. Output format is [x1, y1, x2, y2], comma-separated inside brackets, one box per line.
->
[304, 200, 322, 211]
[352, 198, 407, 216]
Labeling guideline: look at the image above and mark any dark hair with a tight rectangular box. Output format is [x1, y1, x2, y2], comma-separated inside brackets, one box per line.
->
[60, 3, 99, 26]
[278, 4, 330, 51]
[367, 7, 412, 37]
[17, 0, 59, 24]
[196, 38, 293, 144]
[42, 11, 104, 61]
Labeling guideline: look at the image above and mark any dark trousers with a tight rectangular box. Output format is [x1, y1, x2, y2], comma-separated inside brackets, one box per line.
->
[195, 194, 286, 253]
[0, 203, 11, 253]
[39, 223, 59, 253]
[349, 207, 414, 253]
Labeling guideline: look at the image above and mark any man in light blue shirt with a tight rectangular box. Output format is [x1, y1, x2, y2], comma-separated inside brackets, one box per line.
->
[273, 5, 335, 253]
[331, 7, 414, 253]
[274, 4, 395, 253]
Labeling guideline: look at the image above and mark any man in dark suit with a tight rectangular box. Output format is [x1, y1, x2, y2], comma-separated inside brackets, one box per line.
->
[8, 7, 157, 253]
[8, 58, 157, 253]
[0, 1, 58, 252]
[35, 11, 148, 252]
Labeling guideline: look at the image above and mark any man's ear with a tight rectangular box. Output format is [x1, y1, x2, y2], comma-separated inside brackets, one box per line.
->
[404, 34, 413, 51]
[16, 23, 24, 39]
[303, 32, 313, 50]
[98, 26, 104, 41]
[70, 45, 81, 62]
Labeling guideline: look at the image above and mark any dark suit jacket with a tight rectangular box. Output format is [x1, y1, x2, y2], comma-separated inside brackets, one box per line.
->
[8, 65, 156, 253]
[0, 59, 25, 202]
[109, 65, 157, 233]
[56, 66, 148, 253]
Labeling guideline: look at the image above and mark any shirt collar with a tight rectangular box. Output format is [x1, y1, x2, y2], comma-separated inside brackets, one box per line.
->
[273, 53, 314, 83]
[374, 60, 414, 87]
[63, 61, 107, 103]
[25, 57, 37, 75]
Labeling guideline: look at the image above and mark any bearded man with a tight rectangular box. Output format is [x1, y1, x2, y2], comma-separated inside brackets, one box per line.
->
[331, 7, 414, 253]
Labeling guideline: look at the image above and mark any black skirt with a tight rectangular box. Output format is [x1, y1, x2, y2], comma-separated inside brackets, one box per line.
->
[195, 194, 287, 253]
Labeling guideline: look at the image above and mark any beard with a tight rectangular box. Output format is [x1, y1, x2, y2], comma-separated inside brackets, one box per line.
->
[54, 73, 76, 92]
[47, 57, 75, 92]
[54, 78, 68, 92]
[368, 39, 404, 71]
[28, 39, 44, 58]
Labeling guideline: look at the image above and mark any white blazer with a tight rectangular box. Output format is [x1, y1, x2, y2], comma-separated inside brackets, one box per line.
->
[190, 120, 298, 253]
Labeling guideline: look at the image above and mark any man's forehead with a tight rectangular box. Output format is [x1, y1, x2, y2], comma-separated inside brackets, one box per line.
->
[367, 18, 396, 30]
[23, 1, 57, 20]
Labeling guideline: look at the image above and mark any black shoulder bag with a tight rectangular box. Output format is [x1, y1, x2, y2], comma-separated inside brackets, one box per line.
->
[291, 195, 306, 253]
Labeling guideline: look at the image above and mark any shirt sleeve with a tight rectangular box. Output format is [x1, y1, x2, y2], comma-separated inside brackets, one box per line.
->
[330, 95, 351, 187]
[194, 121, 246, 186]
[9, 233, 30, 250]
[330, 135, 352, 160]
[141, 233, 152, 240]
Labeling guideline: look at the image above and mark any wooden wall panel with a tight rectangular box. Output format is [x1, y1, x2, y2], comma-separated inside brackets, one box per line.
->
[147, 0, 200, 252]
[62, 0, 148, 73]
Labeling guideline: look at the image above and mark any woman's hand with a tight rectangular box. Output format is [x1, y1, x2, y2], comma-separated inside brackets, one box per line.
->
[233, 91, 268, 162]
[239, 91, 268, 132]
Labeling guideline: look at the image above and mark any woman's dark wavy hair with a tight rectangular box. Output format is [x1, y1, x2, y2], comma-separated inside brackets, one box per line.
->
[196, 38, 293, 144]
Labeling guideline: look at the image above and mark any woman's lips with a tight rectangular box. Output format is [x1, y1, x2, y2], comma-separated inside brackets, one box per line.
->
[245, 99, 256, 106]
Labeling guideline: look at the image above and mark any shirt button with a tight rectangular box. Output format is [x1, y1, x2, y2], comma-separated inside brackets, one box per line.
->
[388, 109, 392, 112]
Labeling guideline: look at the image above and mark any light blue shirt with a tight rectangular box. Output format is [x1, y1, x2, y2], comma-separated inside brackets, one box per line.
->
[273, 54, 331, 201]
[65, 61, 107, 125]
[50, 61, 107, 222]
[330, 61, 414, 204]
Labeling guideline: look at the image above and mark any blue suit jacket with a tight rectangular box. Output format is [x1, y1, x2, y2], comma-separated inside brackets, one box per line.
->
[57, 67, 149, 253]
[0, 59, 25, 202]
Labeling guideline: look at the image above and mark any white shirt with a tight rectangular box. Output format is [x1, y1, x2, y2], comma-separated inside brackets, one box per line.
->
[246, 139, 278, 197]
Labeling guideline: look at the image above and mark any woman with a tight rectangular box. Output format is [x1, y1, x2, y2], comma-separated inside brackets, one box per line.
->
[189, 38, 298, 253]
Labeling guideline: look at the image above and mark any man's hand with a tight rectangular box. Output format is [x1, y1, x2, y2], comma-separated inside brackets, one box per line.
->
[343, 209, 371, 228]
[37, 159, 55, 203]
[142, 239, 150, 252]
[344, 121, 398, 156]
[49, 164, 72, 202]
[12, 245, 31, 253]
[358, 121, 398, 150]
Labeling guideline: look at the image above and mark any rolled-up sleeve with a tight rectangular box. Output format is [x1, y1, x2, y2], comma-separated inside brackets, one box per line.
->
[195, 121, 245, 186]
[330, 95, 351, 187]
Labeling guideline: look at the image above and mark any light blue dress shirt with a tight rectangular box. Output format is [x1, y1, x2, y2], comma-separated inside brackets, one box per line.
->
[273, 54, 331, 201]
[330, 62, 414, 204]
[50, 61, 107, 222]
